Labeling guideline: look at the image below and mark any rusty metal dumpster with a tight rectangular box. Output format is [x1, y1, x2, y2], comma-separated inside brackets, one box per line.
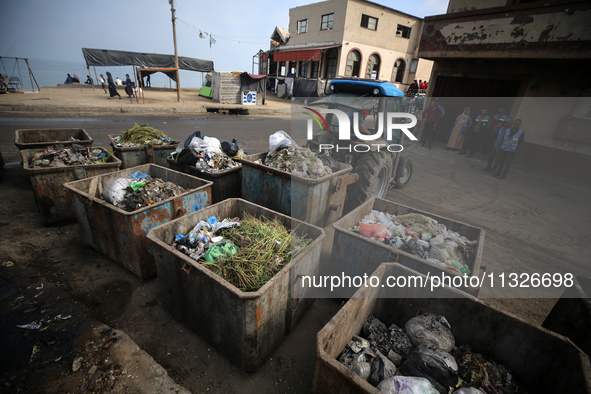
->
[21, 147, 121, 225]
[166, 157, 242, 203]
[240, 152, 357, 228]
[15, 128, 93, 150]
[109, 134, 178, 169]
[313, 263, 591, 394]
[331, 197, 484, 296]
[543, 275, 591, 357]
[146, 198, 325, 372]
[63, 164, 212, 279]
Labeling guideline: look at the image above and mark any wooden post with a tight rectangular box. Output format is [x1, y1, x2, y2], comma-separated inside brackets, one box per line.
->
[23, 58, 40, 92]
[170, 0, 181, 102]
[87, 65, 95, 91]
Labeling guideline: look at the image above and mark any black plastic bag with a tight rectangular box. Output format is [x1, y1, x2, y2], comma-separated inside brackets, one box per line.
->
[398, 346, 458, 394]
[184, 131, 202, 149]
[172, 148, 199, 167]
[221, 139, 239, 157]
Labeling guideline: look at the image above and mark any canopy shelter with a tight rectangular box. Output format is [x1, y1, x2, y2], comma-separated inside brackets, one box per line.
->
[81, 48, 214, 102]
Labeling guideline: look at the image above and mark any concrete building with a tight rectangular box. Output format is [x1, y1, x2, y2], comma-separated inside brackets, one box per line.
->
[264, 0, 433, 94]
[419, 0, 591, 174]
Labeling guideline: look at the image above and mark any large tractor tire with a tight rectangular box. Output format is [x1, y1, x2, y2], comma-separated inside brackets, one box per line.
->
[393, 156, 413, 189]
[345, 150, 393, 212]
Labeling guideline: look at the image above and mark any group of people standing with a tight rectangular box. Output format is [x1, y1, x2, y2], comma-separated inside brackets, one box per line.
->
[446, 106, 524, 179]
[419, 100, 525, 180]
[98, 72, 136, 100]
[407, 79, 429, 94]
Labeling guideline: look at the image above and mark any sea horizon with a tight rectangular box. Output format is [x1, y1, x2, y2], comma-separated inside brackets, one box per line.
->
[3, 57, 205, 90]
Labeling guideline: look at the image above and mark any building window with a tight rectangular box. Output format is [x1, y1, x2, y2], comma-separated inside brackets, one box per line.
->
[321, 13, 334, 30]
[366, 53, 380, 79]
[396, 24, 411, 39]
[298, 61, 308, 78]
[361, 14, 378, 31]
[311, 61, 319, 78]
[345, 50, 361, 77]
[392, 59, 405, 83]
[297, 19, 307, 34]
[325, 48, 338, 79]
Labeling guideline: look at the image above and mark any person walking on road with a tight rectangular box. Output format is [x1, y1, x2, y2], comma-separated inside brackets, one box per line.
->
[106, 72, 121, 99]
[99, 74, 107, 94]
[420, 98, 442, 150]
[490, 119, 524, 179]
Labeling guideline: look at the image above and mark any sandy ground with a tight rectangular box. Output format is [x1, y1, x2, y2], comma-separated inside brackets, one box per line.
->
[0, 86, 590, 392]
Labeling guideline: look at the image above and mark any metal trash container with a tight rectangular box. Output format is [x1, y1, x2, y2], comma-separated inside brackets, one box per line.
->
[314, 263, 591, 394]
[331, 197, 484, 296]
[64, 164, 212, 279]
[15, 128, 93, 150]
[543, 275, 591, 357]
[21, 147, 121, 225]
[109, 134, 178, 169]
[166, 157, 242, 203]
[241, 152, 357, 228]
[146, 198, 325, 372]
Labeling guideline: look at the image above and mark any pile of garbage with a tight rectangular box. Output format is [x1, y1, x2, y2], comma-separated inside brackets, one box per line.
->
[30, 145, 110, 167]
[113, 124, 176, 147]
[350, 210, 478, 275]
[171, 213, 310, 292]
[170, 131, 242, 173]
[102, 170, 187, 212]
[338, 313, 523, 394]
[258, 131, 337, 179]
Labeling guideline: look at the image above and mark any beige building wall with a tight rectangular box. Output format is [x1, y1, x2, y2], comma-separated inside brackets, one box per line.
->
[338, 41, 412, 81]
[447, 0, 507, 13]
[414, 58, 434, 84]
[288, 0, 347, 46]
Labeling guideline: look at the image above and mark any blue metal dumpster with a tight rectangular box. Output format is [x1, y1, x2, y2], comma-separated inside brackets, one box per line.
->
[331, 197, 485, 296]
[146, 198, 325, 372]
[21, 146, 121, 225]
[64, 164, 212, 279]
[109, 134, 178, 169]
[240, 152, 356, 228]
[314, 263, 591, 394]
[166, 157, 242, 203]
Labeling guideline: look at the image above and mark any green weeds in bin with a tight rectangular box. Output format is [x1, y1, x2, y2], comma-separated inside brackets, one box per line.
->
[203, 214, 310, 292]
[120, 124, 168, 146]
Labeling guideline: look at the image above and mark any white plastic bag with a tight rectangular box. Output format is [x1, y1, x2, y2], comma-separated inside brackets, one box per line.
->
[102, 177, 132, 205]
[268, 130, 296, 153]
[377, 376, 439, 394]
[203, 136, 222, 153]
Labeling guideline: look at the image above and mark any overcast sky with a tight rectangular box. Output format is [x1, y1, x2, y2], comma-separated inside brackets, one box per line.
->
[0, 0, 447, 71]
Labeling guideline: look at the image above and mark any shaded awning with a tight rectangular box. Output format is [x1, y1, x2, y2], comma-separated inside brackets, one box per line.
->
[272, 44, 340, 62]
[82, 48, 214, 72]
[274, 49, 322, 62]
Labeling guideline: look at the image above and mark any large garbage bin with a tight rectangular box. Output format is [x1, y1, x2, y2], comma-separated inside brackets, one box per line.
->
[166, 157, 242, 203]
[64, 164, 212, 279]
[313, 263, 591, 394]
[241, 152, 357, 228]
[331, 197, 484, 296]
[146, 198, 325, 372]
[21, 147, 121, 225]
[109, 134, 178, 169]
[15, 128, 93, 150]
[543, 275, 591, 357]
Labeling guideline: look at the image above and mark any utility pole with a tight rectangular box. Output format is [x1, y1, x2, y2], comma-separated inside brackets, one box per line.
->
[170, 0, 180, 102]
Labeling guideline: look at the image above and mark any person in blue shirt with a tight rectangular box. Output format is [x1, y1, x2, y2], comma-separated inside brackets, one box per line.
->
[462, 108, 490, 157]
[487, 119, 524, 179]
[483, 107, 509, 154]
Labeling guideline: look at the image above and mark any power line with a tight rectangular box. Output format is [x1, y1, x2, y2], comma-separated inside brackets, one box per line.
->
[176, 18, 268, 45]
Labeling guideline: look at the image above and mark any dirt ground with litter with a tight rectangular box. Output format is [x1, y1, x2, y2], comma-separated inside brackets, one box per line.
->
[1, 113, 590, 393]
